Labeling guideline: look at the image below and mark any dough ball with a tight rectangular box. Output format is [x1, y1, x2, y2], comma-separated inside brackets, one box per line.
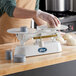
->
[67, 38, 76, 46]
[63, 33, 73, 40]
[56, 36, 66, 44]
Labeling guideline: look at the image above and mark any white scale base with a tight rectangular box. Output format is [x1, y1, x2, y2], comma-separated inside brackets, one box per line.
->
[14, 41, 62, 57]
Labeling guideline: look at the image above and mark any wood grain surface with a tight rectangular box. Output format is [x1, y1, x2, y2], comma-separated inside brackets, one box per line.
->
[0, 34, 76, 76]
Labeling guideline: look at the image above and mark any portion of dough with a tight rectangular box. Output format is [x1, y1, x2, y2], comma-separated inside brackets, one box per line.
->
[56, 36, 66, 44]
[67, 38, 76, 46]
[63, 33, 73, 40]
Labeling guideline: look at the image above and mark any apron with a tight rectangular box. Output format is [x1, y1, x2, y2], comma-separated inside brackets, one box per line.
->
[0, 0, 36, 44]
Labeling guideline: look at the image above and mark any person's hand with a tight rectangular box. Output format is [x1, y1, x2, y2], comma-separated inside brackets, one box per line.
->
[36, 10, 61, 28]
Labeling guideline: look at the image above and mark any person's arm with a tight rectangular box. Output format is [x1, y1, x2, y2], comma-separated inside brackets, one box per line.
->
[34, 0, 45, 25]
[2, 0, 60, 27]
[13, 7, 46, 25]
[13, 7, 36, 19]
[33, 16, 47, 25]
[13, 0, 46, 25]
[0, 0, 44, 25]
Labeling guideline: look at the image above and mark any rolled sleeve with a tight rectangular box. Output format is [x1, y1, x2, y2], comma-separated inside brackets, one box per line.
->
[35, 0, 40, 10]
[0, 0, 6, 8]
[0, 0, 16, 17]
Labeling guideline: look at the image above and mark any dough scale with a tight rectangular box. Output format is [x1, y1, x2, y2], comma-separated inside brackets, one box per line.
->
[7, 25, 68, 57]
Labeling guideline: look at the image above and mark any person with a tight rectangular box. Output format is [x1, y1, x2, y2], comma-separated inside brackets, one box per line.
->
[0, 0, 60, 44]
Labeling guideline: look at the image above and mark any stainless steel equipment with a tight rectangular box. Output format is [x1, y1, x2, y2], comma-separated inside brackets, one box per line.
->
[39, 0, 76, 32]
[73, 0, 76, 12]
[45, 0, 71, 12]
[59, 16, 76, 32]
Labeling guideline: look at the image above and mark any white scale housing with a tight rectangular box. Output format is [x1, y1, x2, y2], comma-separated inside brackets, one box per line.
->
[15, 41, 62, 57]
[7, 25, 68, 57]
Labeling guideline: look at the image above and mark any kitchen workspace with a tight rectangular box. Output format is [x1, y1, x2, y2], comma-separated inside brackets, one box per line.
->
[1, 0, 76, 76]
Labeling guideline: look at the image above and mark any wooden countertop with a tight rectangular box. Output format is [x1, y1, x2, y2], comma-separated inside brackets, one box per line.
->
[1, 39, 76, 75]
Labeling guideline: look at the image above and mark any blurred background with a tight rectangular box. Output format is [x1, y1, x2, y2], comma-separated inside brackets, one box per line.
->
[39, 0, 76, 33]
